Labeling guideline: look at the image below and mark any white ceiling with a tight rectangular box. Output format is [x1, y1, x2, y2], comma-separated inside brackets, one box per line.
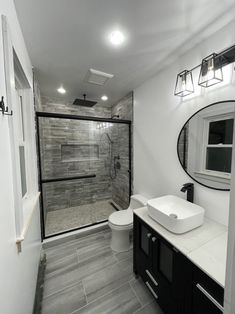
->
[14, 0, 235, 107]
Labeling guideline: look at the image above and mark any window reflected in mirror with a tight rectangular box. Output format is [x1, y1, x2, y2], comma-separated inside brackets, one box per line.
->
[177, 101, 235, 190]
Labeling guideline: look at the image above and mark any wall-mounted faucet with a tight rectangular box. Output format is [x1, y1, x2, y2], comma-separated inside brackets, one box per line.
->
[181, 183, 194, 203]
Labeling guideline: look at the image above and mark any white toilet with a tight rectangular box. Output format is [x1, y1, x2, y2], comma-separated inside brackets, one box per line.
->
[108, 194, 148, 252]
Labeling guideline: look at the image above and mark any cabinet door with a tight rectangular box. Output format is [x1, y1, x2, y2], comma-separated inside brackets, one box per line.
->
[158, 240, 174, 283]
[133, 216, 152, 271]
[153, 237, 192, 314]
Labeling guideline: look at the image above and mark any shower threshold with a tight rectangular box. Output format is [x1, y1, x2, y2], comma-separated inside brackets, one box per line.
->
[45, 199, 117, 237]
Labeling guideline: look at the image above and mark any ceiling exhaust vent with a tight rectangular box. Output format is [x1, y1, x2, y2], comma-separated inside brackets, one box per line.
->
[73, 94, 97, 107]
[85, 68, 114, 86]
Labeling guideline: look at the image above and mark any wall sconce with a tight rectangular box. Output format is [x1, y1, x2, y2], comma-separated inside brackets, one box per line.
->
[174, 70, 194, 97]
[198, 53, 223, 87]
[174, 44, 235, 97]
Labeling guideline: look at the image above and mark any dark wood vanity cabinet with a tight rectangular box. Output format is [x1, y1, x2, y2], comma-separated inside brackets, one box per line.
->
[191, 267, 224, 314]
[133, 214, 224, 314]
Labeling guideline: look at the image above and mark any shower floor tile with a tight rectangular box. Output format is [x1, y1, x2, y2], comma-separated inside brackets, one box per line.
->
[45, 199, 115, 236]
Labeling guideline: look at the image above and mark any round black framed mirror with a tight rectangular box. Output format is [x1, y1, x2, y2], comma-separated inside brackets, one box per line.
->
[177, 100, 235, 191]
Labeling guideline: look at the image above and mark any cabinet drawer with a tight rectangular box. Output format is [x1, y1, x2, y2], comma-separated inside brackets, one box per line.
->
[144, 279, 178, 314]
[143, 271, 178, 314]
[192, 266, 224, 314]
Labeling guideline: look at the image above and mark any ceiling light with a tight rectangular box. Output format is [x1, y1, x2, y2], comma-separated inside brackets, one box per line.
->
[174, 70, 194, 97]
[101, 95, 108, 101]
[57, 86, 66, 94]
[109, 30, 125, 46]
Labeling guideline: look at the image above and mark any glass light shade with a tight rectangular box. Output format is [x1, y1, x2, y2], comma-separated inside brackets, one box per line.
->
[174, 70, 194, 97]
[198, 53, 223, 87]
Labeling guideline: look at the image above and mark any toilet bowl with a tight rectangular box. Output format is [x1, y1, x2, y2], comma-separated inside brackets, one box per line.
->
[109, 194, 147, 252]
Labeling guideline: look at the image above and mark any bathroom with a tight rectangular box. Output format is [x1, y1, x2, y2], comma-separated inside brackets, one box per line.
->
[1, 1, 235, 314]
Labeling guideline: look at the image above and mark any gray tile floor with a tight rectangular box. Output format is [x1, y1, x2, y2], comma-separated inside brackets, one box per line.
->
[45, 200, 116, 236]
[42, 229, 164, 314]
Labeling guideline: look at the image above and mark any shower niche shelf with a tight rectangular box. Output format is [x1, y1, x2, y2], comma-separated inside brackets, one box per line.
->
[61, 144, 99, 162]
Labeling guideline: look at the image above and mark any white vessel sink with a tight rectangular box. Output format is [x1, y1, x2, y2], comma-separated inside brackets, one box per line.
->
[147, 195, 205, 234]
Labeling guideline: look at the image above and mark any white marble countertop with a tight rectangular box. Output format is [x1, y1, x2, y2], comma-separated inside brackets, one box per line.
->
[134, 207, 228, 287]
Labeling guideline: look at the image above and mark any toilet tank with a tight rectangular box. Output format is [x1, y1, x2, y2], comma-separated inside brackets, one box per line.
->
[129, 194, 148, 210]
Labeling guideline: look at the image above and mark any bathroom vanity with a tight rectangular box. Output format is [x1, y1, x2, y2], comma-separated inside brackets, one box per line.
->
[133, 207, 227, 314]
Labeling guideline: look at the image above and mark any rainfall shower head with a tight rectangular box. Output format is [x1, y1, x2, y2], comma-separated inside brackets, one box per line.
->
[73, 94, 97, 107]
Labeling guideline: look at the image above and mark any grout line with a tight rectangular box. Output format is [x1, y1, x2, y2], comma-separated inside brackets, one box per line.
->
[129, 279, 143, 307]
[70, 281, 131, 314]
[132, 300, 155, 314]
[81, 279, 88, 306]
[43, 281, 83, 300]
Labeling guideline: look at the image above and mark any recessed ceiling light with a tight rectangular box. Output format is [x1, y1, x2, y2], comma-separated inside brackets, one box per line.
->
[101, 95, 108, 101]
[57, 86, 66, 94]
[109, 30, 125, 46]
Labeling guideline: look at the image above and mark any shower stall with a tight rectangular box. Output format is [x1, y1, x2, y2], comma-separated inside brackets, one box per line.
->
[36, 112, 131, 238]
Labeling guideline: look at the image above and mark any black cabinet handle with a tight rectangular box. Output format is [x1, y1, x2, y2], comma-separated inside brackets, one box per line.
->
[196, 284, 224, 312]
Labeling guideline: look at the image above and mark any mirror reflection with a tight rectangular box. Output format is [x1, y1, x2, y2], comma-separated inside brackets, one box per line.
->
[177, 101, 235, 190]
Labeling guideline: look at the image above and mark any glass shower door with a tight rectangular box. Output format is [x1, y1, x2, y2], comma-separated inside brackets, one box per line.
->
[37, 115, 130, 237]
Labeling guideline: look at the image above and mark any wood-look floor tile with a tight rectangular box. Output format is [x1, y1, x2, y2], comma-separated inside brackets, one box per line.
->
[73, 283, 141, 314]
[45, 232, 107, 263]
[44, 262, 80, 298]
[77, 237, 111, 262]
[46, 253, 78, 276]
[129, 277, 153, 306]
[133, 301, 164, 314]
[115, 248, 133, 262]
[83, 259, 134, 303]
[42, 283, 86, 314]
[78, 246, 116, 272]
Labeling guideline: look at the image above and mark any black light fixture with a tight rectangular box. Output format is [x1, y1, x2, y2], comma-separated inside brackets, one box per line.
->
[174, 44, 235, 97]
[174, 70, 194, 97]
[198, 53, 223, 87]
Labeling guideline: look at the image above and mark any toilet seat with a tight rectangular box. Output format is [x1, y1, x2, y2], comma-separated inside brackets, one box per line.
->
[109, 210, 133, 229]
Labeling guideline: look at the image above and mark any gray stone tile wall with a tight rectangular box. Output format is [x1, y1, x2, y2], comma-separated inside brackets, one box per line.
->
[37, 93, 133, 216]
[39, 118, 114, 212]
[111, 92, 133, 120]
[39, 96, 111, 118]
[110, 124, 130, 209]
[111, 93, 133, 208]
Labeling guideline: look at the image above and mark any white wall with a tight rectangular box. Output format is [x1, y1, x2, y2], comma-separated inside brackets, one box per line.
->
[0, 1, 41, 314]
[134, 18, 235, 226]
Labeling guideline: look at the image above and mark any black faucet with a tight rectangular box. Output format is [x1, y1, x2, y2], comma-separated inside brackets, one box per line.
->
[181, 183, 194, 203]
